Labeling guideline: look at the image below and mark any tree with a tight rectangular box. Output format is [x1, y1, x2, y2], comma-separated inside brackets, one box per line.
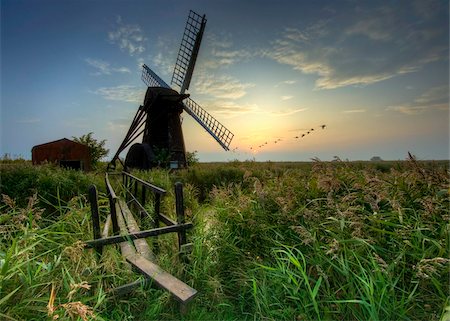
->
[186, 150, 199, 166]
[72, 132, 109, 166]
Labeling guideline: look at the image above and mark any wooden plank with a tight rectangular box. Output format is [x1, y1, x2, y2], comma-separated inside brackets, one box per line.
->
[115, 202, 136, 258]
[109, 278, 148, 297]
[158, 213, 177, 226]
[122, 172, 167, 195]
[118, 199, 155, 261]
[126, 254, 197, 304]
[85, 223, 193, 248]
[102, 214, 111, 239]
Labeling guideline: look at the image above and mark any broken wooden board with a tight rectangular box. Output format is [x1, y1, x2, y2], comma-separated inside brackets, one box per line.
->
[126, 254, 198, 304]
[118, 199, 155, 261]
[115, 202, 135, 258]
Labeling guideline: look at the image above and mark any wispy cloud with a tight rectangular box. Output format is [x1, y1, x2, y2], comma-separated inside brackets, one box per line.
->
[201, 32, 253, 69]
[204, 100, 307, 118]
[85, 58, 131, 76]
[281, 95, 294, 101]
[16, 118, 40, 124]
[194, 74, 254, 100]
[206, 100, 259, 117]
[284, 80, 297, 85]
[274, 80, 297, 87]
[109, 16, 146, 56]
[91, 85, 145, 103]
[265, 3, 448, 89]
[64, 118, 90, 128]
[270, 108, 307, 116]
[387, 85, 449, 115]
[342, 109, 366, 113]
[108, 118, 132, 129]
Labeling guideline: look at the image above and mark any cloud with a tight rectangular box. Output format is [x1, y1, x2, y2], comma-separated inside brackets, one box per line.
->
[85, 58, 131, 76]
[265, 3, 448, 89]
[281, 95, 294, 101]
[108, 118, 132, 129]
[387, 85, 449, 115]
[194, 74, 254, 100]
[342, 109, 366, 113]
[91, 85, 145, 103]
[270, 108, 307, 116]
[16, 118, 40, 124]
[204, 48, 252, 69]
[202, 100, 306, 118]
[201, 32, 253, 69]
[152, 52, 175, 77]
[109, 16, 146, 56]
[274, 80, 297, 87]
[63, 118, 90, 128]
[205, 100, 259, 117]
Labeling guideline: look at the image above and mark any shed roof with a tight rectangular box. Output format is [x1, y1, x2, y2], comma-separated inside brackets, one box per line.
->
[32, 138, 88, 150]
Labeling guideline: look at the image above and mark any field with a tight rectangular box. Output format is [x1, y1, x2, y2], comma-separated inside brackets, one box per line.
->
[0, 158, 449, 320]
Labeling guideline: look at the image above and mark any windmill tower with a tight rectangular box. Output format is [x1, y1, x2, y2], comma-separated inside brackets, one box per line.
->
[108, 10, 234, 170]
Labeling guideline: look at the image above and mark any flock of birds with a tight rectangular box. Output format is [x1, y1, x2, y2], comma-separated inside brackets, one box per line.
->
[230, 124, 327, 155]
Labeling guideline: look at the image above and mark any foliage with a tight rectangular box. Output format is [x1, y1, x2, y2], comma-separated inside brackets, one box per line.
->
[152, 146, 171, 167]
[0, 162, 99, 212]
[1, 159, 449, 320]
[72, 132, 109, 166]
[186, 150, 199, 166]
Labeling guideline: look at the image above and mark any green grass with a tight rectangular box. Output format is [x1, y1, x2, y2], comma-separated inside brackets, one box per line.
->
[0, 158, 448, 320]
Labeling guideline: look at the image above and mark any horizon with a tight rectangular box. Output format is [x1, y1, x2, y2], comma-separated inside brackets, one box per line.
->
[1, 0, 449, 162]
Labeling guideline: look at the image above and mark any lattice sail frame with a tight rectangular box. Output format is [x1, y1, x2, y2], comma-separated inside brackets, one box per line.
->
[183, 98, 233, 150]
[171, 10, 206, 94]
[142, 64, 170, 88]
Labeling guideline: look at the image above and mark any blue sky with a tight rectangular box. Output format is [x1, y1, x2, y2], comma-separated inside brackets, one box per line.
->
[1, 0, 448, 162]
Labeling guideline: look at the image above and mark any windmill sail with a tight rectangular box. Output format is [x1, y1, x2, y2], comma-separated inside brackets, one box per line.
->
[183, 98, 233, 150]
[142, 64, 171, 88]
[171, 10, 207, 94]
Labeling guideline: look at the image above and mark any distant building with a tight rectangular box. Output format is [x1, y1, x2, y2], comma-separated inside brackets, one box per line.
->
[32, 138, 91, 171]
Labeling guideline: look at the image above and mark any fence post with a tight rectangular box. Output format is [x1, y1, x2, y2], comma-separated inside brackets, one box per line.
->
[134, 180, 138, 199]
[175, 182, 187, 261]
[141, 186, 146, 219]
[88, 185, 102, 257]
[153, 193, 161, 254]
[110, 196, 119, 235]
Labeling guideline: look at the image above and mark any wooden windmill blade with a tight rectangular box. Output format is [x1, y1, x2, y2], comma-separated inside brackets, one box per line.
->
[183, 98, 234, 151]
[171, 10, 207, 94]
[142, 64, 171, 88]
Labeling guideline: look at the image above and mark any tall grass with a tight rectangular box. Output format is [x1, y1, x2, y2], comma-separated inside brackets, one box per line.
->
[1, 159, 448, 320]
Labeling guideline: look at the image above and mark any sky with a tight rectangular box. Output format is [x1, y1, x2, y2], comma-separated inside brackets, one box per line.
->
[1, 0, 449, 162]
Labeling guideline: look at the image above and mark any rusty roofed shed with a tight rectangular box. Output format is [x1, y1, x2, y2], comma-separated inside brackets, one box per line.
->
[32, 138, 91, 171]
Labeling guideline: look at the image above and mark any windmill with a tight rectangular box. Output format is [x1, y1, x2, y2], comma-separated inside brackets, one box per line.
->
[108, 10, 234, 170]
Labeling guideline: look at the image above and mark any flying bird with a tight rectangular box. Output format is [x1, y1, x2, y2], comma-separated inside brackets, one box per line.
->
[321, 124, 326, 129]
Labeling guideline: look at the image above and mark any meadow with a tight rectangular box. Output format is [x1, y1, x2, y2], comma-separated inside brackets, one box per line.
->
[0, 157, 449, 320]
